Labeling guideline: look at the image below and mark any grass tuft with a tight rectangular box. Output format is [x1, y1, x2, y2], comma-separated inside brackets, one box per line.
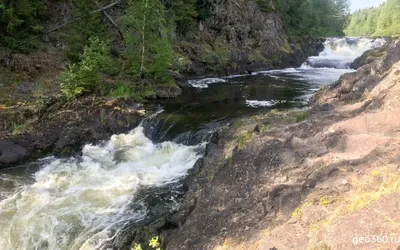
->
[295, 111, 308, 122]
[238, 131, 253, 148]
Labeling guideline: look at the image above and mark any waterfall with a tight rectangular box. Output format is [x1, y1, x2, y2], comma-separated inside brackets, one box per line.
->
[303, 37, 386, 69]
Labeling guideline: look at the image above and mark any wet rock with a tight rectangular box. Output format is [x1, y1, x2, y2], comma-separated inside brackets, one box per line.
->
[154, 86, 182, 99]
[315, 39, 400, 104]
[176, 0, 324, 77]
[0, 140, 29, 165]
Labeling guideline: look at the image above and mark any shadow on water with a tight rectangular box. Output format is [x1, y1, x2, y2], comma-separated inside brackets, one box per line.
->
[146, 74, 319, 143]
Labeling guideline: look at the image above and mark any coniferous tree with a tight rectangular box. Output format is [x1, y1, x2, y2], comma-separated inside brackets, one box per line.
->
[345, 0, 400, 36]
[0, 0, 47, 52]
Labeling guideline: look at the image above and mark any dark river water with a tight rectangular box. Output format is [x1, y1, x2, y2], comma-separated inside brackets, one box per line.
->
[0, 37, 386, 250]
[152, 66, 352, 141]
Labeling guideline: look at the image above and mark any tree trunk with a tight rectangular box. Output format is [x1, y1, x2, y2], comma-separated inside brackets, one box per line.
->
[140, 0, 148, 77]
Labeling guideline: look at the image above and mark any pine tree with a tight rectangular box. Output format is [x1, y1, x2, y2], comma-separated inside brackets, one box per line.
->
[345, 0, 400, 36]
[66, 0, 107, 62]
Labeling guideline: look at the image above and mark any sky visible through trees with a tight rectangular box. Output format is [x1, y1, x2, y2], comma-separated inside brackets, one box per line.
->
[345, 0, 400, 36]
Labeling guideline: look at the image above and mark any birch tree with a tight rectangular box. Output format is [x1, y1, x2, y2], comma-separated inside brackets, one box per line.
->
[123, 0, 173, 81]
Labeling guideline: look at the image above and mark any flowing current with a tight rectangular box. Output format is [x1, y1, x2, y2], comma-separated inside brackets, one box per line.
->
[0, 37, 386, 250]
[0, 126, 205, 250]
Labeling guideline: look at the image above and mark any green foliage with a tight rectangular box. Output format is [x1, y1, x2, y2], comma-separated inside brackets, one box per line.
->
[131, 243, 142, 250]
[238, 131, 253, 148]
[131, 236, 162, 250]
[275, 0, 349, 38]
[166, 0, 211, 34]
[109, 82, 153, 101]
[12, 123, 26, 135]
[169, 0, 198, 33]
[123, 0, 173, 82]
[0, 0, 47, 52]
[60, 37, 116, 99]
[149, 236, 160, 248]
[294, 111, 308, 122]
[345, 0, 400, 36]
[66, 0, 108, 61]
[257, 0, 275, 12]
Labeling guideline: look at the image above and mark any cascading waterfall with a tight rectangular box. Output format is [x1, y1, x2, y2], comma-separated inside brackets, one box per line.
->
[0, 125, 205, 250]
[256, 37, 386, 87]
[304, 37, 386, 69]
[188, 37, 387, 90]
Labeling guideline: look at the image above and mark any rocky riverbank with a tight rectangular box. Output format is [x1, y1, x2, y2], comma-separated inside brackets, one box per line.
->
[0, 97, 145, 168]
[0, 0, 325, 169]
[157, 39, 400, 250]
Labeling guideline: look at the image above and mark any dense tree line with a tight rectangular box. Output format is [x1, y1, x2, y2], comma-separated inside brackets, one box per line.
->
[0, 0, 350, 99]
[345, 0, 400, 36]
[274, 0, 349, 38]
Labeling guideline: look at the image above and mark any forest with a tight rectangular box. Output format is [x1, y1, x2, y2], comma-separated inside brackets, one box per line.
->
[274, 0, 349, 37]
[345, 0, 400, 36]
[0, 0, 350, 100]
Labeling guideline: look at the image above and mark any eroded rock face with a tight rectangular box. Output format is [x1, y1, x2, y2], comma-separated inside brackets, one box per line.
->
[176, 0, 324, 77]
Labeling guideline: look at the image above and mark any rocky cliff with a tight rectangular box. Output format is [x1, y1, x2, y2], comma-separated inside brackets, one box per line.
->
[175, 0, 324, 77]
[160, 38, 400, 249]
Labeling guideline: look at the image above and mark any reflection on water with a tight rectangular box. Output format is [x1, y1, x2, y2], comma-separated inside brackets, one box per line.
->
[154, 73, 322, 141]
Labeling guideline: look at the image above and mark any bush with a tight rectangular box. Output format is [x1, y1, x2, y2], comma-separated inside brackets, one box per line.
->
[60, 37, 116, 99]
[109, 82, 153, 101]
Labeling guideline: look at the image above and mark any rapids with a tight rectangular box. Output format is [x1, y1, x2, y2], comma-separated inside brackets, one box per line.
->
[0, 37, 386, 250]
[0, 126, 205, 250]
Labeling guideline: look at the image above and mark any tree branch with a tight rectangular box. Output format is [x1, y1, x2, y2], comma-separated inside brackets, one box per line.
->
[94, 0, 124, 38]
[17, 1, 121, 46]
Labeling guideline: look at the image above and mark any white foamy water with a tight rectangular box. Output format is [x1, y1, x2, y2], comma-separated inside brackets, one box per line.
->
[189, 37, 386, 90]
[255, 37, 386, 85]
[305, 37, 386, 69]
[188, 78, 227, 88]
[244, 37, 386, 107]
[246, 100, 277, 108]
[0, 126, 205, 250]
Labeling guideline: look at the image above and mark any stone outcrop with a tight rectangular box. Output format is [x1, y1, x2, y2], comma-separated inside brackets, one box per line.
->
[176, 0, 324, 77]
[162, 38, 400, 250]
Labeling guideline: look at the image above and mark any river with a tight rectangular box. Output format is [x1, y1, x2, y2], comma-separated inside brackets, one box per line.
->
[0, 37, 386, 250]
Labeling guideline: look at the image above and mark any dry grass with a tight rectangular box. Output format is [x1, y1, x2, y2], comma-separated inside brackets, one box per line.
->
[345, 165, 400, 212]
[307, 165, 400, 233]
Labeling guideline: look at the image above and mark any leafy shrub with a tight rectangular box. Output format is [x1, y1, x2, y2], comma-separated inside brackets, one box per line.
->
[109, 81, 153, 101]
[60, 37, 116, 99]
